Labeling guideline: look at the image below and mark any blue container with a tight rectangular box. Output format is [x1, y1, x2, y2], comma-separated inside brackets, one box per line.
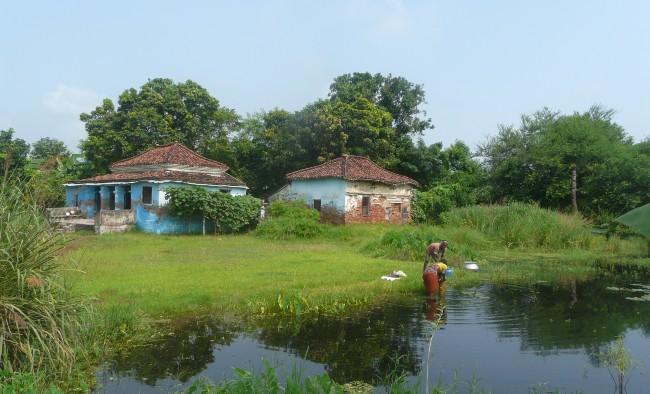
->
[445, 268, 454, 278]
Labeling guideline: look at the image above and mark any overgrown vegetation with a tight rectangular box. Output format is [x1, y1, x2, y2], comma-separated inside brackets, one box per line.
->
[256, 200, 323, 240]
[0, 181, 80, 379]
[166, 186, 261, 234]
[0, 181, 149, 392]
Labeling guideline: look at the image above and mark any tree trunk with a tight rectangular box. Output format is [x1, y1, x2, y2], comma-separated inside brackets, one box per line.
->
[571, 164, 578, 214]
[202, 216, 206, 236]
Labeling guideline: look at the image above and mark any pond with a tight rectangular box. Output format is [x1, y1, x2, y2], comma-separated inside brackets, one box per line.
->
[95, 271, 650, 393]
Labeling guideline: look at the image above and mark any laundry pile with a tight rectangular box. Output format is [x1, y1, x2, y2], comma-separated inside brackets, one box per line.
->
[380, 270, 407, 281]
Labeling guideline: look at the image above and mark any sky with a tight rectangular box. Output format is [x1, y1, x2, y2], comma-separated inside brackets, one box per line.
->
[1, 0, 649, 152]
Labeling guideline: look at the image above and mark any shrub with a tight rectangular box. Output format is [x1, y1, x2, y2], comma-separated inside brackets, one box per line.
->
[256, 200, 322, 239]
[166, 187, 262, 234]
[441, 202, 593, 249]
[266, 200, 320, 221]
[0, 180, 82, 378]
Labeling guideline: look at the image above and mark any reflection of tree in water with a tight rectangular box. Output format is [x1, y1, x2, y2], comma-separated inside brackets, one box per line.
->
[483, 273, 650, 366]
[108, 318, 240, 385]
[255, 303, 432, 385]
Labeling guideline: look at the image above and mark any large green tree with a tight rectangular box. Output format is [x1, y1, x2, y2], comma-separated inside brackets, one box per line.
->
[480, 106, 649, 218]
[30, 137, 69, 160]
[80, 78, 238, 172]
[0, 128, 30, 179]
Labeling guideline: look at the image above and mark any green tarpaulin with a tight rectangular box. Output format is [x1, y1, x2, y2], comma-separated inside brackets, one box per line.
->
[615, 203, 650, 239]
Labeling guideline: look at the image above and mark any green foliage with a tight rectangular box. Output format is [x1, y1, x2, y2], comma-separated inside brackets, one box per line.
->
[165, 187, 261, 234]
[480, 106, 649, 219]
[30, 138, 69, 161]
[0, 180, 82, 377]
[363, 225, 487, 262]
[256, 201, 322, 240]
[441, 202, 593, 249]
[0, 370, 64, 393]
[411, 185, 460, 223]
[267, 200, 320, 221]
[184, 361, 345, 393]
[0, 128, 30, 179]
[80, 78, 239, 173]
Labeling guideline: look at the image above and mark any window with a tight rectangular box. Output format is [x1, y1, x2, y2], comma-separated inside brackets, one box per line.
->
[402, 206, 409, 219]
[313, 199, 321, 212]
[362, 196, 370, 216]
[219, 189, 230, 194]
[142, 186, 153, 205]
[73, 194, 79, 207]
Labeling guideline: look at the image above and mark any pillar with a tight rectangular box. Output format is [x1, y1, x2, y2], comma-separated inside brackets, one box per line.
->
[100, 186, 111, 210]
[115, 185, 125, 209]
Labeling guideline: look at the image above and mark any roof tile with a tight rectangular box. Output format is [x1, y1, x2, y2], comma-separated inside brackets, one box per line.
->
[110, 142, 228, 170]
[286, 156, 418, 186]
[70, 170, 246, 187]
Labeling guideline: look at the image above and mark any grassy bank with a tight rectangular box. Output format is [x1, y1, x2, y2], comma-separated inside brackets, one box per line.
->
[62, 212, 647, 318]
[64, 231, 423, 317]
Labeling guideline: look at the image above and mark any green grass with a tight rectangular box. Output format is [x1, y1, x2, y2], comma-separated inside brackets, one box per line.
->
[62, 221, 647, 318]
[63, 231, 423, 317]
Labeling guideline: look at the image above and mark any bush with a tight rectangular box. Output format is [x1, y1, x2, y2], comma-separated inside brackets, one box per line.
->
[266, 200, 320, 221]
[0, 181, 82, 378]
[166, 187, 262, 234]
[256, 200, 322, 239]
[441, 202, 593, 249]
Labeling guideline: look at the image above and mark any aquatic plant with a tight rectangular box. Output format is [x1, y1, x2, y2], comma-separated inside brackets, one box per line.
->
[599, 336, 637, 394]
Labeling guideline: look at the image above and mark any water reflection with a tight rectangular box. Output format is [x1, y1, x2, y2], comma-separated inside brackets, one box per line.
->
[97, 271, 650, 393]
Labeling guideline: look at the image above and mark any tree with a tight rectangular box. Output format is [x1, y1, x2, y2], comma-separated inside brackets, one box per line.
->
[329, 72, 432, 137]
[80, 78, 239, 173]
[0, 128, 30, 179]
[480, 106, 648, 218]
[30, 138, 69, 160]
[232, 109, 314, 197]
[309, 97, 395, 163]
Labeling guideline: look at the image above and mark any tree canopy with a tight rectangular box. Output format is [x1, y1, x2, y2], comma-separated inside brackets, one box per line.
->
[80, 78, 239, 173]
[30, 137, 69, 160]
[480, 106, 650, 218]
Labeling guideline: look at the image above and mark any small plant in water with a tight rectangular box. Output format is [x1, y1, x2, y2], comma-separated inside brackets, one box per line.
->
[424, 304, 446, 394]
[599, 336, 636, 394]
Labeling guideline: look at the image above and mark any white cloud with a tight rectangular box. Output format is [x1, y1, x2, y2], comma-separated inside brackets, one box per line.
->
[43, 84, 100, 115]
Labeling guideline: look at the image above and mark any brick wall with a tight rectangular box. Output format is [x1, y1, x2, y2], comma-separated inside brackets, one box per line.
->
[344, 195, 411, 224]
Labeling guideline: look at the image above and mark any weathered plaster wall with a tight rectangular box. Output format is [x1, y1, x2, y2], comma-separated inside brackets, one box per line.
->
[344, 181, 414, 224]
[287, 178, 346, 216]
[66, 181, 247, 234]
[66, 185, 99, 218]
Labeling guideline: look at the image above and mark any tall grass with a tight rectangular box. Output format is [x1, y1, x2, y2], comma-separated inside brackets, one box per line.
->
[441, 202, 593, 249]
[0, 180, 81, 378]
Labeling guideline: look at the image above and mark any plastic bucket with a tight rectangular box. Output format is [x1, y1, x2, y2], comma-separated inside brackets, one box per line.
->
[445, 268, 454, 278]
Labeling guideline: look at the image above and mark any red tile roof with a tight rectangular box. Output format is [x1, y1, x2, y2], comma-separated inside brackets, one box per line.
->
[70, 170, 246, 187]
[286, 155, 418, 186]
[110, 142, 228, 170]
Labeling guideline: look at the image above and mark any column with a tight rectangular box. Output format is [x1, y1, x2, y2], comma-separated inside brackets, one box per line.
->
[115, 185, 125, 210]
[100, 185, 111, 210]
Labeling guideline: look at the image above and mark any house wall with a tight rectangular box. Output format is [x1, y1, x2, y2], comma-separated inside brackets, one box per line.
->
[66, 181, 248, 234]
[344, 181, 414, 224]
[286, 178, 347, 222]
[133, 182, 247, 234]
[66, 185, 99, 218]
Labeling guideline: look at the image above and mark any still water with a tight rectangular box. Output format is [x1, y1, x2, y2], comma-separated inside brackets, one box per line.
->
[96, 272, 650, 393]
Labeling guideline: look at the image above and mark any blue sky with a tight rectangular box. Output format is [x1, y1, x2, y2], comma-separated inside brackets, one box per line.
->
[1, 0, 648, 152]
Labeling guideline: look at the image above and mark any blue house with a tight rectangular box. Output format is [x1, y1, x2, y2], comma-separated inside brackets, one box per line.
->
[270, 155, 418, 224]
[64, 143, 248, 234]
